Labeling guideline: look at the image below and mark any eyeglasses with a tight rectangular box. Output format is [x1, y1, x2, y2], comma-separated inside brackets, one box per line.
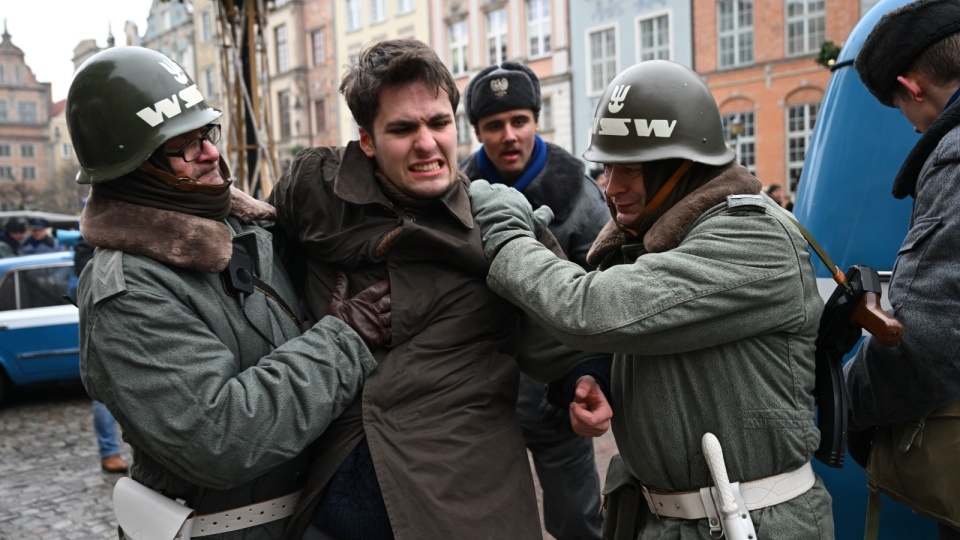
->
[164, 124, 221, 163]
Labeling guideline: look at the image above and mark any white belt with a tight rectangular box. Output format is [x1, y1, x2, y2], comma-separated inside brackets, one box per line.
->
[188, 490, 301, 537]
[642, 462, 815, 520]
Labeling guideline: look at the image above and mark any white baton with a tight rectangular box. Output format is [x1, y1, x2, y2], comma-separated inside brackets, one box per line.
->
[702, 433, 756, 540]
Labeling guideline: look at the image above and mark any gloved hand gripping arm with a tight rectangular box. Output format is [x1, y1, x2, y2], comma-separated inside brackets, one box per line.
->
[468, 180, 554, 261]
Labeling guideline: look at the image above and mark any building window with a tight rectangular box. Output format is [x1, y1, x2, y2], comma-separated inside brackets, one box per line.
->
[0, 100, 6, 122]
[540, 96, 553, 132]
[449, 20, 469, 77]
[275, 25, 289, 73]
[397, 0, 413, 14]
[18, 101, 38, 123]
[486, 9, 508, 66]
[722, 112, 756, 175]
[203, 67, 216, 100]
[312, 29, 326, 66]
[314, 98, 327, 132]
[786, 0, 825, 56]
[200, 9, 212, 43]
[20, 144, 34, 158]
[21, 167, 36, 181]
[457, 112, 472, 145]
[0, 145, 9, 157]
[346, 0, 362, 31]
[61, 143, 73, 159]
[0, 167, 12, 180]
[279, 91, 292, 139]
[787, 103, 818, 193]
[587, 26, 617, 96]
[638, 13, 671, 61]
[527, 0, 551, 58]
[371, 0, 386, 22]
[717, 0, 754, 68]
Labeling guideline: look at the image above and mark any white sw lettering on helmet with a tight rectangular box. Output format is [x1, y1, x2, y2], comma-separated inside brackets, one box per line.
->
[608, 85, 631, 113]
[136, 85, 205, 127]
[592, 117, 678, 138]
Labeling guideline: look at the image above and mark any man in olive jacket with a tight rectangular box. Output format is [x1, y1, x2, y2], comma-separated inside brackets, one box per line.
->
[69, 47, 386, 539]
[271, 39, 610, 540]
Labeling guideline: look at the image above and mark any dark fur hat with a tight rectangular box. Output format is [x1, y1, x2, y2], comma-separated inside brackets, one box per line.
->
[855, 0, 960, 106]
[465, 62, 541, 126]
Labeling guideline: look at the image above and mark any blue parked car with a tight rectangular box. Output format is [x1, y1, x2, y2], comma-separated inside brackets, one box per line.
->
[0, 251, 79, 404]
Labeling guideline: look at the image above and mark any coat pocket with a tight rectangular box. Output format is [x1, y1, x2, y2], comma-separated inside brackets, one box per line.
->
[891, 217, 941, 293]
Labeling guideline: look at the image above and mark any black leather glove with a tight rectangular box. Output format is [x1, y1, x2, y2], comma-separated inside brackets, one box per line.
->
[327, 272, 391, 349]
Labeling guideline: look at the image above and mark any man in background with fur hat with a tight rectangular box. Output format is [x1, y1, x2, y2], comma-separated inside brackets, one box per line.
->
[460, 62, 609, 540]
[847, 0, 960, 536]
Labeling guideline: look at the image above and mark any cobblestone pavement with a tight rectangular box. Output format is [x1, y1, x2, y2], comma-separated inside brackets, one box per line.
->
[0, 382, 618, 540]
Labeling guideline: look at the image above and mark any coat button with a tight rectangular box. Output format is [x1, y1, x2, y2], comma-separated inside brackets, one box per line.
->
[401, 212, 416, 223]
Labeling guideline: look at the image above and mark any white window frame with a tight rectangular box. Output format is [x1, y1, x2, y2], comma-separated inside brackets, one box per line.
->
[449, 20, 469, 77]
[60, 143, 73, 159]
[312, 29, 326, 66]
[585, 24, 618, 97]
[486, 8, 508, 66]
[371, 0, 387, 23]
[722, 112, 757, 175]
[456, 112, 472, 145]
[527, 0, 551, 59]
[540, 95, 553, 132]
[717, 0, 754, 68]
[785, 0, 825, 56]
[397, 0, 414, 14]
[200, 9, 212, 43]
[636, 10, 672, 61]
[17, 101, 38, 123]
[275, 24, 289, 74]
[346, 0, 362, 31]
[786, 103, 819, 194]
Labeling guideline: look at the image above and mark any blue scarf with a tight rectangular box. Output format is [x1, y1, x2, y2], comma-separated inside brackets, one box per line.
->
[475, 135, 547, 193]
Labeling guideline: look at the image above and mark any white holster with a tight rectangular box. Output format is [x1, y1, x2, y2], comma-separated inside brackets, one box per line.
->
[113, 477, 195, 540]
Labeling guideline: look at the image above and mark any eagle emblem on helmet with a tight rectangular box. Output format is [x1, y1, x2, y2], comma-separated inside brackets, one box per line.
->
[490, 77, 509, 98]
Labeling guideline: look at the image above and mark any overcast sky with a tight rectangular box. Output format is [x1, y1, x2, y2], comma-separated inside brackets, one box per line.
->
[2, 0, 153, 102]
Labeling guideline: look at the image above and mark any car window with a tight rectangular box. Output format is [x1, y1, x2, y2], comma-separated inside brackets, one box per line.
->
[0, 265, 72, 311]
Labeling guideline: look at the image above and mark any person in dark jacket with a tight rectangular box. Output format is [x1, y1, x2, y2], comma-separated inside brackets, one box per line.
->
[270, 39, 612, 540]
[459, 62, 609, 540]
[0, 217, 27, 258]
[847, 1, 960, 537]
[20, 218, 61, 255]
[67, 46, 389, 540]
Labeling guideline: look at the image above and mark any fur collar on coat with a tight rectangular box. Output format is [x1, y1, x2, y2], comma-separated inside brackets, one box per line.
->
[80, 188, 276, 274]
[586, 165, 761, 266]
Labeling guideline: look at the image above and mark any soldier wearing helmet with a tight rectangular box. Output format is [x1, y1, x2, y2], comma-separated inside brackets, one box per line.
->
[0, 217, 28, 258]
[69, 46, 388, 539]
[469, 59, 833, 539]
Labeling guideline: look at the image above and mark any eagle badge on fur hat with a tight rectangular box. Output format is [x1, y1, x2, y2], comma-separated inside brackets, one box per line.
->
[491, 78, 509, 98]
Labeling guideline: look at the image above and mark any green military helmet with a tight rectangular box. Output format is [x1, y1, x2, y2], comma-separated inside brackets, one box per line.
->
[67, 46, 222, 184]
[583, 60, 733, 166]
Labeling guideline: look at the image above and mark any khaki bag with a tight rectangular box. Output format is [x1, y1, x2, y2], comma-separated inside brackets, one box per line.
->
[864, 398, 960, 536]
[601, 453, 644, 540]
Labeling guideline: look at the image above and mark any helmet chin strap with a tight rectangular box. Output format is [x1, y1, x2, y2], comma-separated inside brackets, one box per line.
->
[607, 159, 694, 237]
[137, 160, 233, 196]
